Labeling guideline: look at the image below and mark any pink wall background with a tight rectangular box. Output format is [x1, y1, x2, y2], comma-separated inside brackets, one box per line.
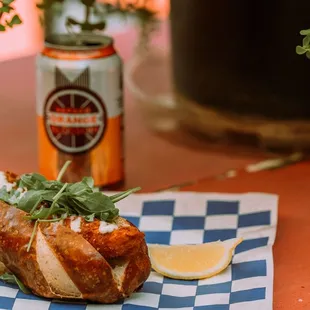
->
[0, 0, 169, 61]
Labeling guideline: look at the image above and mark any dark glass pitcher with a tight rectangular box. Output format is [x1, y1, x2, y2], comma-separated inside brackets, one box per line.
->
[170, 0, 310, 149]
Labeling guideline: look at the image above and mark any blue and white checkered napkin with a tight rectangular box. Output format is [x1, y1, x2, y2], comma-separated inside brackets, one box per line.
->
[0, 192, 278, 310]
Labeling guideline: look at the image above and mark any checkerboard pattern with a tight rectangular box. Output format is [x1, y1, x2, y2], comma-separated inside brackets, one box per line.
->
[0, 192, 277, 310]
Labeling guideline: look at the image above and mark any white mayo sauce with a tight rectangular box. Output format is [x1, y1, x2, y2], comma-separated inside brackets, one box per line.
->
[70, 216, 82, 233]
[0, 172, 15, 191]
[16, 187, 27, 199]
[99, 220, 118, 234]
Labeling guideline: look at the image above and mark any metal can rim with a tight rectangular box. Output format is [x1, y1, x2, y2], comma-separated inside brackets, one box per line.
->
[44, 33, 114, 51]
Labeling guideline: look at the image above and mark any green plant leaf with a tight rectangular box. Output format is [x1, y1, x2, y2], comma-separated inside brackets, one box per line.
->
[80, 192, 115, 212]
[56, 160, 71, 181]
[0, 186, 10, 202]
[17, 190, 55, 212]
[109, 187, 141, 203]
[67, 181, 92, 196]
[0, 24, 6, 31]
[42, 180, 63, 191]
[14, 275, 31, 294]
[2, 0, 14, 5]
[19, 173, 47, 190]
[300, 29, 310, 36]
[0, 5, 13, 13]
[7, 190, 21, 205]
[303, 36, 310, 47]
[25, 206, 61, 220]
[67, 196, 91, 216]
[13, 161, 138, 223]
[0, 273, 16, 284]
[84, 213, 95, 222]
[100, 207, 119, 221]
[82, 177, 94, 188]
[0, 187, 24, 205]
[6, 14, 22, 28]
[306, 51, 310, 59]
[296, 45, 307, 55]
[0, 273, 30, 294]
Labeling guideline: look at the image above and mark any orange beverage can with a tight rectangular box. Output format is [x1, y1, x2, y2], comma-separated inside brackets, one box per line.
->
[36, 33, 124, 188]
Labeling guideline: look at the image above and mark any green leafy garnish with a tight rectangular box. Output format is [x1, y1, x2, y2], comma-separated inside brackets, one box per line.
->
[296, 29, 310, 59]
[0, 272, 31, 294]
[56, 160, 71, 181]
[0, 186, 21, 205]
[0, 186, 10, 203]
[0, 160, 141, 252]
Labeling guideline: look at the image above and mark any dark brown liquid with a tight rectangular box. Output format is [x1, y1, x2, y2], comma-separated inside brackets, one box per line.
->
[170, 0, 310, 119]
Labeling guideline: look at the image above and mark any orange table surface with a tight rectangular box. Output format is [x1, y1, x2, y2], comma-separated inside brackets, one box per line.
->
[181, 161, 310, 310]
[0, 53, 269, 192]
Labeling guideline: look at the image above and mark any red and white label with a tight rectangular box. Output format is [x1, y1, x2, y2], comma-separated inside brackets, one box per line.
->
[44, 86, 107, 154]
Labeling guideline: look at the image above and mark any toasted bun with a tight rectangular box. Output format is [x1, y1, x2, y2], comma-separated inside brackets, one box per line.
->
[0, 201, 151, 303]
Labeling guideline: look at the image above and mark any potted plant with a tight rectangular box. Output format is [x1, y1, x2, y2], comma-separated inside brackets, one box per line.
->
[36, 0, 158, 50]
[0, 0, 158, 50]
[0, 0, 22, 31]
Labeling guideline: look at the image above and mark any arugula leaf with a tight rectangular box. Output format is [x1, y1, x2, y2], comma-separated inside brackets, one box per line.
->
[74, 192, 116, 213]
[1, 160, 141, 253]
[17, 190, 54, 213]
[0, 160, 142, 252]
[44, 183, 68, 219]
[56, 161, 71, 181]
[66, 192, 119, 221]
[25, 206, 64, 220]
[0, 187, 22, 205]
[109, 187, 141, 203]
[82, 176, 94, 188]
[41, 180, 63, 191]
[99, 207, 119, 221]
[84, 213, 95, 222]
[27, 221, 38, 252]
[0, 186, 10, 203]
[9, 161, 139, 225]
[67, 196, 92, 214]
[67, 181, 92, 196]
[14, 274, 31, 294]
[19, 173, 47, 190]
[0, 272, 31, 294]
[14, 178, 138, 223]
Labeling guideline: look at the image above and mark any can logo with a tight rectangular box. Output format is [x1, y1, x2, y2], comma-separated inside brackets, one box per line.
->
[44, 85, 107, 154]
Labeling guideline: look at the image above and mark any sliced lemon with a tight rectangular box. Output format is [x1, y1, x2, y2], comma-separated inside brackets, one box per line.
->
[148, 238, 242, 280]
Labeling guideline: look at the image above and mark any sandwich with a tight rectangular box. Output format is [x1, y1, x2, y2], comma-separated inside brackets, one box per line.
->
[0, 162, 151, 303]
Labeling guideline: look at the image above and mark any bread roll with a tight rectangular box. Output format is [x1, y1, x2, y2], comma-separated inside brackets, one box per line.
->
[0, 200, 151, 303]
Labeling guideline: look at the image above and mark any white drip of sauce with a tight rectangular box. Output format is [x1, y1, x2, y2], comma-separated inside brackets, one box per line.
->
[0, 172, 15, 191]
[99, 220, 118, 234]
[70, 216, 82, 233]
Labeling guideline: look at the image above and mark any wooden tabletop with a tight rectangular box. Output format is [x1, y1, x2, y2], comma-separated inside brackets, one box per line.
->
[0, 20, 306, 310]
[0, 26, 271, 192]
[182, 160, 310, 309]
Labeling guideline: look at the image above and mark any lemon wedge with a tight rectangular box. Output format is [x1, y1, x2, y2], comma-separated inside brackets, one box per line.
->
[148, 238, 242, 280]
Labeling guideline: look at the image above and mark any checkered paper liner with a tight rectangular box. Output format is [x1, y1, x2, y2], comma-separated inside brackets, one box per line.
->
[0, 192, 278, 310]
